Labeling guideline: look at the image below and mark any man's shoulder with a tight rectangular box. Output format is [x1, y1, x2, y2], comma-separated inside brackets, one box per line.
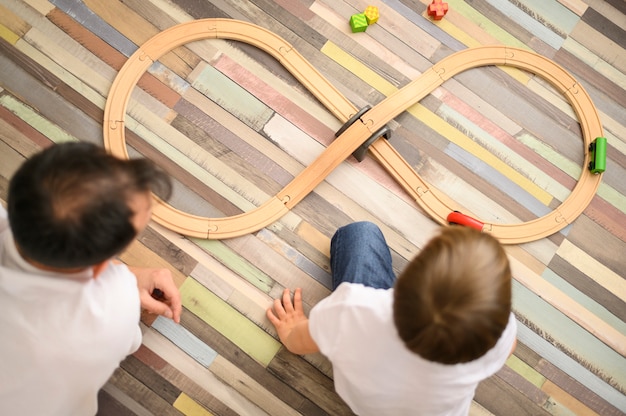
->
[97, 262, 139, 295]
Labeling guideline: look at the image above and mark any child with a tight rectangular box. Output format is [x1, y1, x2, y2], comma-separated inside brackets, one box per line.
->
[267, 221, 517, 415]
[0, 142, 182, 415]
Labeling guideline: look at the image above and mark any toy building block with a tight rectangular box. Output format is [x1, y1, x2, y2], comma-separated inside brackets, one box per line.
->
[364, 5, 379, 25]
[428, 0, 449, 20]
[350, 13, 368, 32]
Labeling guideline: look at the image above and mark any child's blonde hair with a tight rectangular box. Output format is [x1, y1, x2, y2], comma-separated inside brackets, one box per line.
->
[393, 227, 512, 364]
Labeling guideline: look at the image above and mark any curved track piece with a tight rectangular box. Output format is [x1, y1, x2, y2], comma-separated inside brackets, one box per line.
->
[104, 19, 603, 244]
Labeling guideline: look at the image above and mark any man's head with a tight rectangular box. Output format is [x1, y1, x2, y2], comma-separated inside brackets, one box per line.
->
[393, 227, 511, 364]
[8, 142, 172, 269]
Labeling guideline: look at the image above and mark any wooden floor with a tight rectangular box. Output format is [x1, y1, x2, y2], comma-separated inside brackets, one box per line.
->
[1, 0, 625, 414]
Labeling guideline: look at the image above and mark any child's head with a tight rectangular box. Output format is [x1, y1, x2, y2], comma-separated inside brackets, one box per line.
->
[393, 226, 511, 364]
[8, 142, 172, 269]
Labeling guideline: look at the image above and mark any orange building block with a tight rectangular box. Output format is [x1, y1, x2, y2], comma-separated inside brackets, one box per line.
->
[428, 0, 449, 20]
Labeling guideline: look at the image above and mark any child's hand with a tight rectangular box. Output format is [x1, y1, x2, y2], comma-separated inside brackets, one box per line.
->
[267, 288, 306, 337]
[131, 267, 182, 324]
[266, 288, 319, 355]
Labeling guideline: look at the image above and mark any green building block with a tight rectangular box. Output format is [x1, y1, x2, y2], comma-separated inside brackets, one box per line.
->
[350, 13, 368, 33]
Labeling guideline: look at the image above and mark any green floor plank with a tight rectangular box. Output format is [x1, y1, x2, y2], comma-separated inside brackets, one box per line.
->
[180, 277, 281, 367]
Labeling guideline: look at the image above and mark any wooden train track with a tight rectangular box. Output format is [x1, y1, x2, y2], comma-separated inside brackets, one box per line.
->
[103, 18, 604, 245]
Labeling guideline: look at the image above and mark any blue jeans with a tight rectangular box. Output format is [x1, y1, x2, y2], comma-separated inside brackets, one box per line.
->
[330, 222, 396, 290]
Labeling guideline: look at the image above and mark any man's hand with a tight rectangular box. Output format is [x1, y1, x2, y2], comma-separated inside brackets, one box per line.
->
[129, 267, 182, 324]
[266, 288, 319, 355]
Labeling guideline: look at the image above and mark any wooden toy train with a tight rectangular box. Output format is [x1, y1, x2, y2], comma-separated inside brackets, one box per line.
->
[589, 137, 607, 174]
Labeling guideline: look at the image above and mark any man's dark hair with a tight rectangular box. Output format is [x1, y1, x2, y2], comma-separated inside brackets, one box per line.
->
[8, 142, 172, 269]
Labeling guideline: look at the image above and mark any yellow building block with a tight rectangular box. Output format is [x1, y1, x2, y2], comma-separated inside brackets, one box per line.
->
[364, 5, 379, 24]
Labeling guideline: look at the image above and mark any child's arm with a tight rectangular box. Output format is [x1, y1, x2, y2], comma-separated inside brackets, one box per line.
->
[267, 288, 320, 355]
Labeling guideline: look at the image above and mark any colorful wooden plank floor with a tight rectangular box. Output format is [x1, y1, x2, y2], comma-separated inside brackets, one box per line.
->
[1, 0, 625, 414]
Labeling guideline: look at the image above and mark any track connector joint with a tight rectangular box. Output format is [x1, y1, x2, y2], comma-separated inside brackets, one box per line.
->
[335, 105, 391, 162]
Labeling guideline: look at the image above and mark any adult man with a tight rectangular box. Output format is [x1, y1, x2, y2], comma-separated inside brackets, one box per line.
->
[0, 142, 181, 415]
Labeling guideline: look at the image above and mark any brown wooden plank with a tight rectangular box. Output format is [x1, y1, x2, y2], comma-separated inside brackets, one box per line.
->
[116, 0, 181, 32]
[581, 6, 626, 49]
[602, 0, 626, 15]
[47, 7, 182, 109]
[120, 355, 182, 405]
[211, 52, 336, 145]
[270, 0, 317, 21]
[497, 365, 550, 407]
[0, 36, 104, 126]
[246, 0, 329, 51]
[268, 348, 353, 416]
[137, 226, 198, 278]
[164, 0, 229, 19]
[133, 345, 239, 416]
[475, 374, 552, 416]
[96, 388, 138, 416]
[513, 341, 547, 372]
[0, 176, 8, 201]
[536, 358, 625, 416]
[566, 213, 626, 277]
[170, 113, 284, 197]
[119, 239, 188, 289]
[82, 0, 200, 79]
[124, 126, 243, 218]
[465, 0, 556, 57]
[0, 139, 25, 188]
[0, 4, 30, 39]
[554, 48, 626, 108]
[0, 103, 52, 155]
[179, 307, 329, 416]
[584, 196, 626, 243]
[548, 254, 625, 322]
[171, 99, 293, 187]
[107, 367, 183, 416]
[542, 381, 601, 416]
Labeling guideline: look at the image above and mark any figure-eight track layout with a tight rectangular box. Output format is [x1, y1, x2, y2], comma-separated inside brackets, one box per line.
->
[104, 19, 606, 246]
[105, 19, 626, 358]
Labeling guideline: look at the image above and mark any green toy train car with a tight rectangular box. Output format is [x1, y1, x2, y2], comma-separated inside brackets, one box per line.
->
[588, 137, 607, 174]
